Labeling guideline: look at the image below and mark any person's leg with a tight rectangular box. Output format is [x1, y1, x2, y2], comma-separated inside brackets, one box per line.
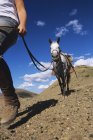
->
[0, 17, 20, 125]
[0, 57, 20, 125]
[0, 57, 20, 106]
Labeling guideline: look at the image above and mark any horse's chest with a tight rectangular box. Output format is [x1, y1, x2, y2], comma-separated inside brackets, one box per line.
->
[53, 61, 63, 75]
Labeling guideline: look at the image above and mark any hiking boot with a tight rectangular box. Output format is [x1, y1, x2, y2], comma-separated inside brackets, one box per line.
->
[4, 95, 20, 108]
[0, 104, 19, 126]
[0, 95, 20, 126]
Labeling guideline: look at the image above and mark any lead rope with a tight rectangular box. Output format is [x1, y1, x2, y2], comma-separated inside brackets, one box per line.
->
[21, 35, 53, 72]
[0, 26, 52, 72]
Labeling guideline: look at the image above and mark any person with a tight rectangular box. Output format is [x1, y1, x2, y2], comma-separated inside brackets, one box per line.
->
[0, 0, 27, 125]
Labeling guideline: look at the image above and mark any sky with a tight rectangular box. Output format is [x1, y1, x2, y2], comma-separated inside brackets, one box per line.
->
[3, 0, 93, 93]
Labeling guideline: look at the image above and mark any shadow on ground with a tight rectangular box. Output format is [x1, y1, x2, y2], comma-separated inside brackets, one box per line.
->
[58, 89, 76, 96]
[65, 89, 76, 96]
[89, 134, 93, 138]
[8, 99, 58, 130]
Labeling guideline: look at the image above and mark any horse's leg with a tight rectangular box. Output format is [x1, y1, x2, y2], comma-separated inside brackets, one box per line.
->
[67, 72, 71, 92]
[62, 77, 66, 96]
[57, 76, 63, 94]
[56, 72, 65, 96]
[62, 68, 67, 93]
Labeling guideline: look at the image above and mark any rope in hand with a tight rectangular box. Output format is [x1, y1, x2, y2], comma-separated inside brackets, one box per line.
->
[0, 26, 52, 72]
[21, 35, 53, 72]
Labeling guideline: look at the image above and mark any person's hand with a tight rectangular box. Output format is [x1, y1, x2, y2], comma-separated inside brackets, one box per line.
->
[18, 24, 26, 36]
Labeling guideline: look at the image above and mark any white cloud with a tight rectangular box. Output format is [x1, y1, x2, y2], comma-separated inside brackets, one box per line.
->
[85, 53, 91, 56]
[74, 56, 85, 60]
[35, 78, 49, 82]
[38, 79, 56, 90]
[18, 82, 34, 89]
[23, 70, 52, 82]
[55, 19, 87, 37]
[74, 58, 93, 67]
[66, 19, 87, 35]
[38, 85, 49, 89]
[69, 9, 77, 16]
[19, 70, 56, 90]
[74, 53, 91, 61]
[19, 74, 56, 92]
[56, 27, 69, 37]
[66, 20, 82, 33]
[36, 21, 45, 27]
[19, 61, 54, 90]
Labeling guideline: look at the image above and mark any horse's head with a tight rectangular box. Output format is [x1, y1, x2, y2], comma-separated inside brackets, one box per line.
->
[49, 38, 61, 59]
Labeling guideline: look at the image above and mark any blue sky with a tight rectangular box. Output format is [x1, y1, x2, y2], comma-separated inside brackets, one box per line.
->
[3, 0, 93, 93]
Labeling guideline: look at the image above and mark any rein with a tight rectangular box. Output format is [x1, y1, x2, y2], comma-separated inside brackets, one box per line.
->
[21, 35, 52, 72]
[0, 26, 52, 72]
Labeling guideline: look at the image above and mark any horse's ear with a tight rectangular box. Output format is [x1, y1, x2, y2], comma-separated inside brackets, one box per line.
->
[57, 37, 60, 44]
[49, 38, 52, 44]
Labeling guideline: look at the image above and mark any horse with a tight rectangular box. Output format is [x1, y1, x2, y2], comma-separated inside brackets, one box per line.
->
[49, 37, 72, 96]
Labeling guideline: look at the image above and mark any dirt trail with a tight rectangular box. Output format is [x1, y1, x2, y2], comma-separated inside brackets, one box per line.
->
[0, 66, 93, 140]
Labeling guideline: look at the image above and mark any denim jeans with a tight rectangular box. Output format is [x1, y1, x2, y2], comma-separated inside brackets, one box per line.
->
[0, 16, 19, 106]
[0, 16, 18, 55]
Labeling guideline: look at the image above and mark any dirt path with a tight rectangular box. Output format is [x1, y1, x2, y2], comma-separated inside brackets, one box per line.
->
[0, 66, 93, 140]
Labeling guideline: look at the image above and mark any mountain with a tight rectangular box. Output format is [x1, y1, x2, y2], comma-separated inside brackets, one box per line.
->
[0, 89, 37, 98]
[0, 66, 93, 140]
[15, 88, 37, 98]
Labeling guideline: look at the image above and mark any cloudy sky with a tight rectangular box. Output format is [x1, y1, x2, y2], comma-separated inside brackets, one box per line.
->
[4, 0, 93, 93]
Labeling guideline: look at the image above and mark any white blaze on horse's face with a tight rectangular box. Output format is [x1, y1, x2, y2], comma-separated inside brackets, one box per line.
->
[50, 42, 60, 57]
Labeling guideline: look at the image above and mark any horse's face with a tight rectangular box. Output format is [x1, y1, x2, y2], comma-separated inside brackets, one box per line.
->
[49, 38, 60, 58]
[50, 42, 60, 57]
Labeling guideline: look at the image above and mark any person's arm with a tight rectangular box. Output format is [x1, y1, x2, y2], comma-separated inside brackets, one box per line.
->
[15, 0, 27, 35]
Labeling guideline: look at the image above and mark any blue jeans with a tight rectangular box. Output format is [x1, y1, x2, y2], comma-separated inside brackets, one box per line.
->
[0, 16, 18, 55]
[0, 16, 20, 106]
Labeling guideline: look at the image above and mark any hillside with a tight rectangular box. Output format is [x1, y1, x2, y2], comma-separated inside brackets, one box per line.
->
[0, 66, 93, 140]
[0, 89, 37, 98]
[15, 88, 37, 98]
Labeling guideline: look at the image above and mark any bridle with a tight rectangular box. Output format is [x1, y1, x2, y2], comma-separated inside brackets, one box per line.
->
[51, 47, 61, 62]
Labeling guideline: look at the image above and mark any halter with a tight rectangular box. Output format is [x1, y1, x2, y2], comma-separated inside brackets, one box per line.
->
[50, 43, 61, 62]
[51, 50, 60, 61]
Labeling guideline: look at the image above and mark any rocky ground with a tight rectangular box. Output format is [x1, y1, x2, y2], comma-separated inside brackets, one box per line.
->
[0, 66, 93, 140]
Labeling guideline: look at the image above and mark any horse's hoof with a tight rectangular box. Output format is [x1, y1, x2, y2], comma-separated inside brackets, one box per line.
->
[61, 91, 65, 96]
